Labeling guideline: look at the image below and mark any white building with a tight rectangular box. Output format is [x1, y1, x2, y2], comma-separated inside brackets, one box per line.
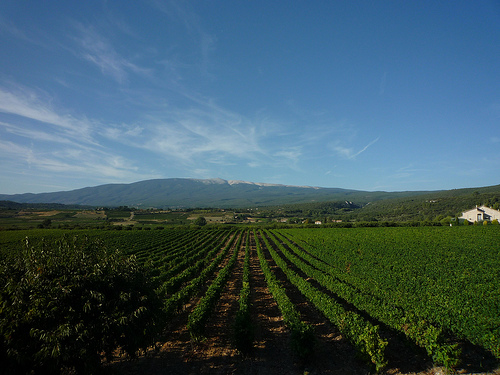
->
[459, 205, 500, 223]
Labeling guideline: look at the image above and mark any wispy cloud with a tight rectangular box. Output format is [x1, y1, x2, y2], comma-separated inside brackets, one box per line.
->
[0, 85, 158, 185]
[0, 139, 31, 157]
[0, 135, 153, 185]
[105, 103, 268, 167]
[0, 81, 299, 188]
[0, 121, 90, 151]
[0, 85, 95, 143]
[273, 146, 302, 166]
[332, 137, 380, 159]
[73, 24, 149, 83]
[0, 15, 51, 48]
[0, 16, 28, 41]
[0, 75, 385, 193]
[0, 140, 78, 173]
[151, 0, 216, 78]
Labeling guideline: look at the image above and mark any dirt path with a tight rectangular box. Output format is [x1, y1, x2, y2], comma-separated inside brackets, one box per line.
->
[241, 231, 297, 374]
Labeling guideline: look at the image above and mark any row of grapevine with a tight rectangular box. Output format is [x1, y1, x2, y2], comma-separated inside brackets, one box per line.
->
[154, 230, 228, 292]
[260, 230, 387, 370]
[129, 230, 209, 264]
[254, 230, 315, 359]
[163, 230, 240, 317]
[102, 228, 191, 258]
[268, 230, 460, 368]
[233, 231, 254, 353]
[278, 226, 500, 361]
[146, 230, 212, 267]
[187, 231, 243, 339]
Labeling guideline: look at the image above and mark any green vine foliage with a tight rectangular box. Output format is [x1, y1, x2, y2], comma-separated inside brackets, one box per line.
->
[0, 236, 164, 374]
[233, 234, 254, 354]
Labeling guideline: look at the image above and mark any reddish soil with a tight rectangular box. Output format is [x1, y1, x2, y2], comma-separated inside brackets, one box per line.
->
[106, 231, 500, 375]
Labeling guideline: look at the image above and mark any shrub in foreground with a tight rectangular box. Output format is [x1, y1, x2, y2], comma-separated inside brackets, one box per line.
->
[0, 236, 164, 374]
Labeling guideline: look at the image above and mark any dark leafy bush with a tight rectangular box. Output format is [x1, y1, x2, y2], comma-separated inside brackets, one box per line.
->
[0, 236, 164, 374]
[290, 321, 315, 359]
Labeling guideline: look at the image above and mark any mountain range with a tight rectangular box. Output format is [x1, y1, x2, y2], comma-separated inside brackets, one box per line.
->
[0, 178, 436, 208]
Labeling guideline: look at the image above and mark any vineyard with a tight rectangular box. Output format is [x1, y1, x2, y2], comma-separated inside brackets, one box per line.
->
[1, 226, 500, 374]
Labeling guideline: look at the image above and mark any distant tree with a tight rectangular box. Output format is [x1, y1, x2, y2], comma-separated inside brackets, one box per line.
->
[194, 216, 207, 226]
[440, 216, 452, 226]
[37, 218, 52, 229]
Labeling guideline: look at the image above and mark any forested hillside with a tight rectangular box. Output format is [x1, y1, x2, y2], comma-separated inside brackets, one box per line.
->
[256, 184, 500, 223]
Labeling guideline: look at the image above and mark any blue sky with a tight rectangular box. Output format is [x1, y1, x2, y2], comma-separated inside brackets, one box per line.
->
[0, 1, 499, 194]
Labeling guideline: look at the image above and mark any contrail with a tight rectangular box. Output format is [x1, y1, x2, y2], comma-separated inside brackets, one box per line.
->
[351, 137, 380, 159]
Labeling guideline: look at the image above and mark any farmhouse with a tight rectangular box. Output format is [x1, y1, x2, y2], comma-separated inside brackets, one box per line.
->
[459, 205, 500, 223]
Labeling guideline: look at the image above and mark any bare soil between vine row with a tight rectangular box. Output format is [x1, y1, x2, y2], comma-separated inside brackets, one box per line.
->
[107, 231, 500, 375]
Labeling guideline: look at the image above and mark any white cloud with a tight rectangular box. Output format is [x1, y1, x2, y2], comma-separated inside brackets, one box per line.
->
[333, 144, 355, 159]
[0, 121, 91, 151]
[0, 82, 271, 176]
[73, 24, 149, 83]
[332, 137, 380, 159]
[0, 85, 159, 186]
[107, 102, 270, 168]
[0, 138, 151, 184]
[1, 75, 377, 192]
[0, 139, 31, 157]
[274, 147, 302, 164]
[0, 86, 95, 143]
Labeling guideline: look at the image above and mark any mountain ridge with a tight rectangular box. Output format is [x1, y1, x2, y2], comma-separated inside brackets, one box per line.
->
[1, 177, 497, 209]
[0, 177, 406, 208]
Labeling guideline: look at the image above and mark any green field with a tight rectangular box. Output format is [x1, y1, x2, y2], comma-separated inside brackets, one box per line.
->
[1, 226, 499, 373]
